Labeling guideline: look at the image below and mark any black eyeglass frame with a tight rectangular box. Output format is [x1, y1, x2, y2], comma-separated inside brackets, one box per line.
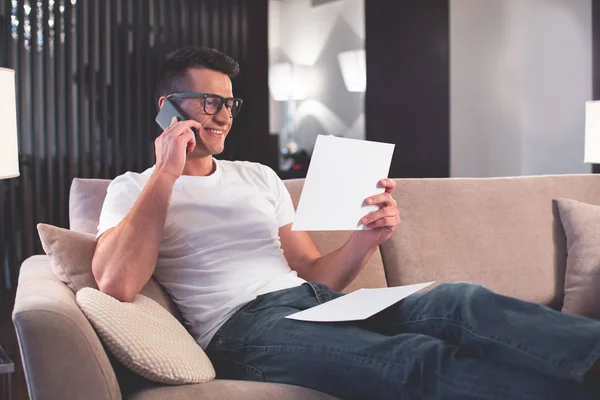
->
[166, 92, 244, 118]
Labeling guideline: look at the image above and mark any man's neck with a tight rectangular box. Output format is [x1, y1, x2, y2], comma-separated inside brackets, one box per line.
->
[182, 156, 216, 177]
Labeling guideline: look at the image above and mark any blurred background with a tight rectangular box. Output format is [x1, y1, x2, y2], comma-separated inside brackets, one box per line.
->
[1, 0, 599, 398]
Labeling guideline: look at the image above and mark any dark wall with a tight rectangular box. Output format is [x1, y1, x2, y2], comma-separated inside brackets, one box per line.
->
[364, 0, 450, 178]
[0, 0, 270, 316]
[593, 0, 600, 174]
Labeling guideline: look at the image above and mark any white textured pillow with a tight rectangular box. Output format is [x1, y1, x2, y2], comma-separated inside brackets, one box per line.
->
[76, 287, 215, 384]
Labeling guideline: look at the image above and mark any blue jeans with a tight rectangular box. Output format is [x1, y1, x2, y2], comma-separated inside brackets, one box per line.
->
[206, 282, 600, 399]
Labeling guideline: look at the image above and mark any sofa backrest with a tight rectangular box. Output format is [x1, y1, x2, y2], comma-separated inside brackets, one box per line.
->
[382, 174, 600, 308]
[69, 177, 388, 294]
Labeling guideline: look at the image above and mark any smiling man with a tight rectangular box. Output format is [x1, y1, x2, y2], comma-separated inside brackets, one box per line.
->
[91, 47, 600, 400]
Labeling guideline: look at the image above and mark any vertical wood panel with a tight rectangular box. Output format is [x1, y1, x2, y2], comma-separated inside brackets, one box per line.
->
[54, 0, 66, 227]
[593, 0, 600, 174]
[76, 0, 86, 178]
[111, 0, 121, 176]
[65, 0, 75, 189]
[89, 0, 98, 177]
[365, 0, 450, 178]
[200, 0, 209, 47]
[133, 0, 143, 172]
[122, 0, 132, 172]
[29, 0, 40, 253]
[42, 0, 54, 224]
[100, 0, 109, 178]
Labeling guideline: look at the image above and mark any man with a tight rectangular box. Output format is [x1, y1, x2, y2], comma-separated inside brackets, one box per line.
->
[92, 47, 600, 399]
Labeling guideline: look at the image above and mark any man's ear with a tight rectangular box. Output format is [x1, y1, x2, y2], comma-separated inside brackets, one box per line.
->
[157, 96, 167, 109]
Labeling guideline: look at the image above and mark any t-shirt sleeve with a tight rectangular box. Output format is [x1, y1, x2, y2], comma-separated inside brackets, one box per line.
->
[96, 172, 144, 240]
[264, 166, 296, 228]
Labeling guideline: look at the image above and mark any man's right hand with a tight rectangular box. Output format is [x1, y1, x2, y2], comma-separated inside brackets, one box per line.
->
[154, 116, 202, 180]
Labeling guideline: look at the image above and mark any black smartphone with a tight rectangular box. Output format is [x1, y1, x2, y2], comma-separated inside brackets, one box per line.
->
[155, 99, 199, 153]
[155, 98, 190, 131]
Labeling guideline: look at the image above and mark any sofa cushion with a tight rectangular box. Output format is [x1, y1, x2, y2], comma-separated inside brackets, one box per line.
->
[556, 198, 600, 319]
[36, 222, 182, 319]
[76, 287, 215, 385]
[37, 223, 99, 292]
[381, 174, 600, 307]
[127, 379, 339, 400]
[70, 177, 111, 234]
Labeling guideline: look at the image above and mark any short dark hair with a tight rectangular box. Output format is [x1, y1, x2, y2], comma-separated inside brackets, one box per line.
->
[154, 47, 240, 106]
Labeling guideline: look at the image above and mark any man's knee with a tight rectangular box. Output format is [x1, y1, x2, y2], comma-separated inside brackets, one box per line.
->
[433, 281, 486, 293]
[426, 282, 492, 307]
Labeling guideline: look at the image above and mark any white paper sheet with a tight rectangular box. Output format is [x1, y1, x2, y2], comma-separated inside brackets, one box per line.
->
[292, 135, 395, 231]
[285, 282, 436, 322]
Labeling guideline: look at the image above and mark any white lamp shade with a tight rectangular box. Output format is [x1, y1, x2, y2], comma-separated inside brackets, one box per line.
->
[337, 49, 366, 93]
[268, 63, 308, 101]
[0, 68, 19, 179]
[585, 100, 600, 164]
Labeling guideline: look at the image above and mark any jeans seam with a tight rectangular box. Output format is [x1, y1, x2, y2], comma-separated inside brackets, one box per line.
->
[306, 282, 326, 304]
[209, 298, 261, 349]
[244, 344, 408, 367]
[573, 334, 600, 382]
[402, 316, 571, 371]
[217, 356, 265, 381]
[435, 369, 544, 400]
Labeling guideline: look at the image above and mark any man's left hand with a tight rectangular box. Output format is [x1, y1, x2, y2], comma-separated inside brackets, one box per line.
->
[354, 178, 401, 248]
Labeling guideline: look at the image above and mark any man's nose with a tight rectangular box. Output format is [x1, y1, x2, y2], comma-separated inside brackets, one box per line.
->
[213, 104, 231, 124]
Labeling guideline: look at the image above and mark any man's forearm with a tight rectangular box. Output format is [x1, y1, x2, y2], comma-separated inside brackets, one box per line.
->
[302, 233, 378, 292]
[92, 171, 176, 301]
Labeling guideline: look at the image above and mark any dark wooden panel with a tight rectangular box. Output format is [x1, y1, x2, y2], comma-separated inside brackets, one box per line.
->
[100, 0, 109, 178]
[42, 0, 54, 224]
[593, 0, 600, 174]
[365, 0, 450, 178]
[54, 0, 67, 227]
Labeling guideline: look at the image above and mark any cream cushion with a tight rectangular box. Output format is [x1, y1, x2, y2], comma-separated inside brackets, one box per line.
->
[556, 198, 600, 319]
[37, 223, 99, 292]
[76, 287, 215, 385]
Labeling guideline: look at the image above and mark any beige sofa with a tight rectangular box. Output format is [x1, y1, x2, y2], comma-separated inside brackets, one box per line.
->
[12, 173, 600, 399]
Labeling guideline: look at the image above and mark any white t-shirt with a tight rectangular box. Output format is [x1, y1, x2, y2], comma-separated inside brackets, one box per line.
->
[96, 159, 306, 348]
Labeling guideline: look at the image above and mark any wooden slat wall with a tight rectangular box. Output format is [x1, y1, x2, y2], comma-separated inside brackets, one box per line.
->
[0, 0, 270, 317]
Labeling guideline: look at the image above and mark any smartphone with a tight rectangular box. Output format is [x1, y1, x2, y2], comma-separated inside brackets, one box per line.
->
[155, 99, 198, 138]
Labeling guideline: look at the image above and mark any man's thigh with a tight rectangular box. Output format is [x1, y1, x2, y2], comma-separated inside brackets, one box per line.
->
[207, 290, 446, 399]
[206, 283, 597, 400]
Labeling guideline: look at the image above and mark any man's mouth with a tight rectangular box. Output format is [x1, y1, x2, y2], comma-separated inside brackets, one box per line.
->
[204, 127, 225, 136]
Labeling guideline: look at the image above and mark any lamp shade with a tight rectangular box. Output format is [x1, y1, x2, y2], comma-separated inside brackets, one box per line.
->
[268, 63, 308, 101]
[0, 68, 19, 179]
[337, 49, 366, 93]
[585, 100, 600, 164]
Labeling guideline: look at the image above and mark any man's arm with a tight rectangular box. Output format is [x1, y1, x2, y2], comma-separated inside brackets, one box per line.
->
[92, 117, 201, 302]
[92, 172, 177, 302]
[279, 226, 378, 292]
[280, 179, 400, 292]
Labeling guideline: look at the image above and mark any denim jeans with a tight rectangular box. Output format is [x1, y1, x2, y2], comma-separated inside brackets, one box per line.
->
[205, 282, 600, 399]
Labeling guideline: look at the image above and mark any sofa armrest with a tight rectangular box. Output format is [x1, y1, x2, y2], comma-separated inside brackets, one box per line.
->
[12, 255, 121, 400]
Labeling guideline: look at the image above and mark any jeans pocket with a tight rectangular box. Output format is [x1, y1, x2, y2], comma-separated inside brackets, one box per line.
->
[212, 356, 265, 382]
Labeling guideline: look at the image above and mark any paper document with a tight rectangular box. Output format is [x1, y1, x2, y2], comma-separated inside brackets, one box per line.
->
[292, 135, 395, 231]
[286, 282, 436, 322]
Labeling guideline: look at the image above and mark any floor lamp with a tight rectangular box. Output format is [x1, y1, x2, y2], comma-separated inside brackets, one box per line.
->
[0, 68, 20, 181]
[585, 100, 600, 169]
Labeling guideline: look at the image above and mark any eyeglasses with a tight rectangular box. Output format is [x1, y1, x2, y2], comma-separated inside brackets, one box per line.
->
[167, 92, 244, 118]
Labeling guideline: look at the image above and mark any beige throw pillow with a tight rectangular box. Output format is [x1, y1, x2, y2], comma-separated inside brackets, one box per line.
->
[37, 223, 184, 320]
[556, 198, 600, 319]
[37, 223, 99, 292]
[76, 287, 215, 384]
